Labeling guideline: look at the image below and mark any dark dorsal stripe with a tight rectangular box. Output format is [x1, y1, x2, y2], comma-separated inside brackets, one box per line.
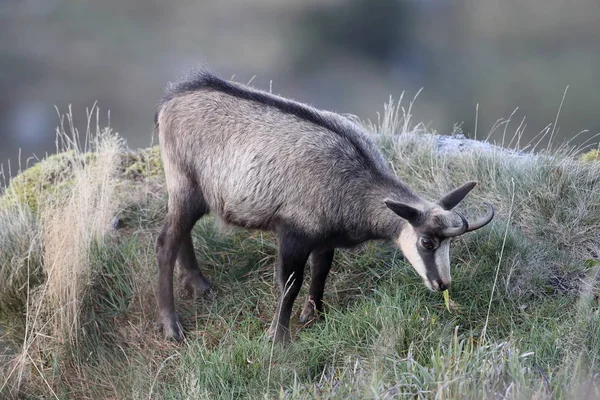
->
[161, 69, 382, 171]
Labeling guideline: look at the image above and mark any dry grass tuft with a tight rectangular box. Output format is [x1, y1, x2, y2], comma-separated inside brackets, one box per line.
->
[1, 107, 125, 395]
[40, 130, 122, 346]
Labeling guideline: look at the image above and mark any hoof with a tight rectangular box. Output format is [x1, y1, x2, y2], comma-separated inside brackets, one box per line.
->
[161, 314, 184, 342]
[299, 298, 318, 324]
[183, 275, 214, 301]
[202, 286, 216, 301]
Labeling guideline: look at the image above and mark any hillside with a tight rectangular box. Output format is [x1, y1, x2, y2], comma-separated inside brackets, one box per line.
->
[1, 104, 599, 399]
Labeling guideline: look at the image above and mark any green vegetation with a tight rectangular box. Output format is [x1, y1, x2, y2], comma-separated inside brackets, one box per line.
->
[123, 145, 164, 181]
[581, 147, 600, 162]
[0, 151, 86, 212]
[1, 105, 599, 399]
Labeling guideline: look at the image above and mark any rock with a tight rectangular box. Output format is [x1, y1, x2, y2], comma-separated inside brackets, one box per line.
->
[110, 216, 122, 230]
[374, 132, 530, 158]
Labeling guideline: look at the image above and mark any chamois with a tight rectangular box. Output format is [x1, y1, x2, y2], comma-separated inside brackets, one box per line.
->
[155, 69, 494, 342]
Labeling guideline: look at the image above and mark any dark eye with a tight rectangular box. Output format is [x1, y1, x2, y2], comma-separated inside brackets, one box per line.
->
[420, 238, 435, 250]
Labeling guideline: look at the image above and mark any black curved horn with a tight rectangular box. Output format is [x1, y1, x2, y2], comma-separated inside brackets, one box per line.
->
[442, 212, 468, 237]
[465, 202, 495, 232]
[442, 203, 494, 237]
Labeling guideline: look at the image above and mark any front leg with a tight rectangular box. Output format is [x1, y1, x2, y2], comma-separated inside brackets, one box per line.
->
[300, 247, 334, 323]
[268, 233, 313, 343]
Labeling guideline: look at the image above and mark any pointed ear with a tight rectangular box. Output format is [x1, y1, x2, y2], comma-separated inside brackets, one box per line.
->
[438, 181, 477, 210]
[384, 199, 423, 225]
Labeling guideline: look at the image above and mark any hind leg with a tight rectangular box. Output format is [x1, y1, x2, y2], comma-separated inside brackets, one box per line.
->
[156, 192, 207, 341]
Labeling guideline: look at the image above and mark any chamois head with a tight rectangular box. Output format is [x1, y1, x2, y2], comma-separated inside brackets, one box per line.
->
[385, 182, 494, 291]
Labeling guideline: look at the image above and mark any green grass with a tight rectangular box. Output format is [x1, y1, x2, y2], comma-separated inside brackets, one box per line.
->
[1, 104, 599, 399]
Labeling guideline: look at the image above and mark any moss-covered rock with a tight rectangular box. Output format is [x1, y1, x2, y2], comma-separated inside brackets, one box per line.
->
[0, 151, 92, 212]
[123, 145, 164, 181]
[0, 145, 165, 212]
[580, 147, 600, 162]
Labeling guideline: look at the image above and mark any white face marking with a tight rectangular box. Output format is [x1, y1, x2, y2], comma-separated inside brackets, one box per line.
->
[396, 226, 452, 290]
[397, 225, 431, 289]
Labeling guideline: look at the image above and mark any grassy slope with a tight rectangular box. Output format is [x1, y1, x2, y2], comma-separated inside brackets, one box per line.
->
[1, 105, 599, 399]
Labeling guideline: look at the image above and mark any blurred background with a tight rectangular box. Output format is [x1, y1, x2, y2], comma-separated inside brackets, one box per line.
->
[1, 0, 599, 170]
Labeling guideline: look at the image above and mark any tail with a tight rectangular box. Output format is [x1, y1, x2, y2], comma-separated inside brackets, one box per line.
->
[152, 109, 160, 145]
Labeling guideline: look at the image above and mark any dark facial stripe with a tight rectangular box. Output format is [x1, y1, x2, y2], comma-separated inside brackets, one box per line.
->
[417, 246, 442, 284]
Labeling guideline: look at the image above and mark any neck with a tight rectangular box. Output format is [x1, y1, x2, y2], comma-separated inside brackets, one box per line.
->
[363, 177, 422, 239]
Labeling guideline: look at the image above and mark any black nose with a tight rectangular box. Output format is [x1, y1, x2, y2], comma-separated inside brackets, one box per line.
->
[433, 280, 448, 291]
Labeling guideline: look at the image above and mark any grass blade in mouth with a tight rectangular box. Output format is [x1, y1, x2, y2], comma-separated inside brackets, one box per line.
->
[442, 290, 451, 312]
